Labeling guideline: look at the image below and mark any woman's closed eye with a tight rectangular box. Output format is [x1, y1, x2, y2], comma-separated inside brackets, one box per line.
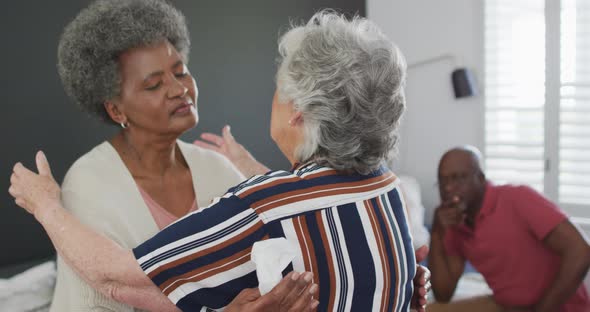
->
[145, 81, 162, 91]
[145, 71, 188, 90]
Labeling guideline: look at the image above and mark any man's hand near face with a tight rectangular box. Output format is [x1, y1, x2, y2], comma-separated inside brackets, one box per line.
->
[435, 196, 466, 230]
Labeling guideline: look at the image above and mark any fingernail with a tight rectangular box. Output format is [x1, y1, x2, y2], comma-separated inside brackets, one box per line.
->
[311, 300, 319, 309]
[304, 272, 313, 282]
[291, 272, 300, 281]
[309, 284, 318, 294]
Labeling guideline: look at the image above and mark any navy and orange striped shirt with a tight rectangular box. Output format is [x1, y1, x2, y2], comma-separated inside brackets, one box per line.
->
[133, 163, 416, 311]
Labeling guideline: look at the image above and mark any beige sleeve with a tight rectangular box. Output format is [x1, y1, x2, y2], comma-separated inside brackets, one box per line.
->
[51, 256, 135, 312]
[191, 146, 247, 207]
[50, 174, 140, 312]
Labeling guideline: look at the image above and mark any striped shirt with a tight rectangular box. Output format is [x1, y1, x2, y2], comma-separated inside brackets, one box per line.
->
[133, 163, 416, 311]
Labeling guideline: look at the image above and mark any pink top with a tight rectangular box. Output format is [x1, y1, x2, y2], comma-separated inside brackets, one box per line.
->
[138, 186, 198, 230]
[444, 183, 589, 311]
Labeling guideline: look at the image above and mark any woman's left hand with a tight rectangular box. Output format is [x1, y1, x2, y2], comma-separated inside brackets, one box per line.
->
[8, 151, 61, 219]
[411, 245, 431, 312]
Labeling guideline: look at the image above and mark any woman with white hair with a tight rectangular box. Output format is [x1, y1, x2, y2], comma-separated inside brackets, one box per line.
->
[11, 10, 417, 311]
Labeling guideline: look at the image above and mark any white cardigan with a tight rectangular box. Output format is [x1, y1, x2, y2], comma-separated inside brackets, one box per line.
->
[49, 140, 245, 312]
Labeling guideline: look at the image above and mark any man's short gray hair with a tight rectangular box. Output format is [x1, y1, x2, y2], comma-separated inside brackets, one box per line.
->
[276, 10, 406, 174]
[57, 0, 190, 124]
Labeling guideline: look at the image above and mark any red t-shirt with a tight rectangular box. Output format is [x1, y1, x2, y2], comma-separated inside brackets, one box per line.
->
[444, 183, 589, 311]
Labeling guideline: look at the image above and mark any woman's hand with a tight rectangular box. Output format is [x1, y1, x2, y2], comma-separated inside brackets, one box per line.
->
[194, 125, 270, 178]
[225, 271, 319, 312]
[412, 245, 432, 312]
[9, 151, 61, 220]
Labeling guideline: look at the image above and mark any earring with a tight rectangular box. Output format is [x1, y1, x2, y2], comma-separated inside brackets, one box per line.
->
[120, 122, 128, 129]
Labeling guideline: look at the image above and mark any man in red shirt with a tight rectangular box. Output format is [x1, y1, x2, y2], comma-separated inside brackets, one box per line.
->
[428, 146, 590, 312]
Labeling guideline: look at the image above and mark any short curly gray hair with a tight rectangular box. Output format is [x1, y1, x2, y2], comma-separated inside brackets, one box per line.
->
[57, 0, 190, 124]
[276, 11, 407, 174]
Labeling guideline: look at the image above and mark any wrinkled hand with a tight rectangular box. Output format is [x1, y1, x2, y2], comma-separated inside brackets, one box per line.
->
[194, 125, 269, 178]
[435, 196, 466, 229]
[8, 151, 61, 219]
[411, 245, 431, 312]
[225, 272, 319, 312]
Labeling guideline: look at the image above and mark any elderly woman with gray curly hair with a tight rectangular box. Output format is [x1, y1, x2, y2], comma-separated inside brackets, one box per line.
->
[45, 0, 316, 311]
[10, 9, 424, 312]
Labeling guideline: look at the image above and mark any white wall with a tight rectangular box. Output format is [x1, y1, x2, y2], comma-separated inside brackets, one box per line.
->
[368, 0, 485, 224]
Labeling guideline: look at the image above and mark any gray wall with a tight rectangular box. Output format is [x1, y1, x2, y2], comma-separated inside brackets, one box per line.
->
[0, 1, 365, 268]
[368, 0, 483, 225]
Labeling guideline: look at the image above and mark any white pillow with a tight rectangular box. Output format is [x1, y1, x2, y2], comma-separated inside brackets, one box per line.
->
[399, 175, 431, 250]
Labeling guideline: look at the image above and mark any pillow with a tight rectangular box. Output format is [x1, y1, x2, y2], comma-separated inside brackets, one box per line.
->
[399, 175, 431, 250]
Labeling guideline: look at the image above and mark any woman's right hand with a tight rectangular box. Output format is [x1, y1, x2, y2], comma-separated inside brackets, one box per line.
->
[225, 271, 319, 312]
[9, 151, 61, 220]
[194, 125, 270, 178]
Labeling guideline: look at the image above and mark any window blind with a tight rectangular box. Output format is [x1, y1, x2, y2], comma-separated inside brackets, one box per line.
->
[560, 0, 590, 205]
[484, 0, 546, 192]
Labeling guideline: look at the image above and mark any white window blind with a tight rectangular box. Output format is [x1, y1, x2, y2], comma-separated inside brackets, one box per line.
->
[560, 0, 590, 205]
[485, 0, 590, 213]
[484, 0, 546, 192]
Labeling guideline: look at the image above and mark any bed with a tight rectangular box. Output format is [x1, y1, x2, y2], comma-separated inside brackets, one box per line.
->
[0, 260, 56, 311]
[0, 199, 56, 311]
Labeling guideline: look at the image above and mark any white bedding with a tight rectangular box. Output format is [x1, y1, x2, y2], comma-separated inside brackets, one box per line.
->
[451, 272, 493, 300]
[427, 272, 492, 303]
[0, 261, 56, 312]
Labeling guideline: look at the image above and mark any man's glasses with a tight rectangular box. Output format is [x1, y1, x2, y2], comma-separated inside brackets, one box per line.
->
[436, 172, 475, 188]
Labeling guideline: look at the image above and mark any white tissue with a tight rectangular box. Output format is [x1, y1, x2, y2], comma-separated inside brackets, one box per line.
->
[251, 238, 298, 295]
